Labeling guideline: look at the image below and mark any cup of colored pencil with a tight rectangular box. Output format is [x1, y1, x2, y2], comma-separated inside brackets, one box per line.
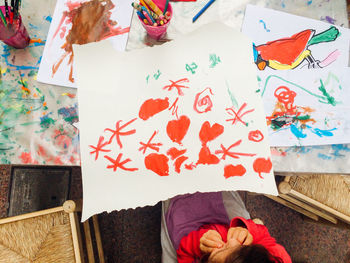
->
[0, 0, 30, 49]
[132, 0, 172, 40]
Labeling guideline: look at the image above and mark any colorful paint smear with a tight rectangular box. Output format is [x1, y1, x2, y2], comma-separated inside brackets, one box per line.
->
[0, 7, 80, 165]
[51, 0, 130, 83]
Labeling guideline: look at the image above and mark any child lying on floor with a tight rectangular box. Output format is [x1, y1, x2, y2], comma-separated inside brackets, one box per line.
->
[161, 192, 292, 263]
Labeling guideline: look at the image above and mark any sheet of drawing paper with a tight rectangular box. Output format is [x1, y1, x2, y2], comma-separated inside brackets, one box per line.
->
[74, 23, 278, 221]
[241, 5, 350, 72]
[259, 68, 350, 147]
[37, 0, 133, 88]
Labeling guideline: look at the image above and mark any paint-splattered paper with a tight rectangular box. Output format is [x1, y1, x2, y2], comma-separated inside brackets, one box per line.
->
[259, 68, 350, 147]
[73, 23, 278, 220]
[37, 0, 133, 88]
[242, 5, 350, 72]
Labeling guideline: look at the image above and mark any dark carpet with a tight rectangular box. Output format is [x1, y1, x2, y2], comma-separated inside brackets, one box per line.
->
[1, 165, 350, 263]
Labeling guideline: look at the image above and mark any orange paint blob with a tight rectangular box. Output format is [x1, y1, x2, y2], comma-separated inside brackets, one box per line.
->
[144, 153, 169, 176]
[166, 147, 187, 160]
[253, 158, 273, 179]
[224, 164, 246, 178]
[139, 97, 169, 120]
[174, 156, 188, 173]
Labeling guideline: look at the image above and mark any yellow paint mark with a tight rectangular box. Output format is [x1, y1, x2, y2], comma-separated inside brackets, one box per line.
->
[43, 102, 47, 107]
[26, 111, 31, 114]
[33, 93, 38, 97]
[30, 106, 33, 110]
[268, 50, 311, 70]
[62, 92, 76, 98]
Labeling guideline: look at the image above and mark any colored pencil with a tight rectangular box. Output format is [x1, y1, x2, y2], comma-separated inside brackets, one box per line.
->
[14, 0, 19, 18]
[163, 0, 170, 15]
[4, 0, 9, 19]
[192, 0, 216, 23]
[0, 8, 7, 26]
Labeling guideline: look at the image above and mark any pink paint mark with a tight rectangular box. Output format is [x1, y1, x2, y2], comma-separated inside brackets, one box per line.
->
[270, 148, 287, 157]
[52, 129, 72, 149]
[19, 152, 38, 164]
[319, 50, 340, 67]
[60, 26, 67, 39]
[37, 145, 47, 157]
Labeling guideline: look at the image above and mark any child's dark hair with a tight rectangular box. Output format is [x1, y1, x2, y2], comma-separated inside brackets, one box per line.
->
[200, 244, 283, 263]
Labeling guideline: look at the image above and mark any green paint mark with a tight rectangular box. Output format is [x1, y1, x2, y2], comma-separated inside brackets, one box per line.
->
[295, 115, 310, 121]
[225, 80, 238, 108]
[209, 54, 221, 68]
[40, 113, 56, 129]
[262, 75, 327, 102]
[324, 71, 342, 90]
[308, 26, 339, 46]
[256, 89, 261, 93]
[146, 75, 150, 84]
[21, 121, 40, 126]
[185, 62, 198, 74]
[28, 70, 36, 77]
[257, 76, 261, 82]
[153, 70, 161, 80]
[318, 79, 338, 106]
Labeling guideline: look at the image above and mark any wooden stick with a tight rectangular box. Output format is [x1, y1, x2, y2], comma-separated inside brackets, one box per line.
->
[266, 195, 319, 221]
[0, 207, 64, 224]
[92, 215, 105, 263]
[288, 189, 350, 224]
[83, 220, 95, 263]
[279, 193, 338, 224]
[70, 212, 84, 263]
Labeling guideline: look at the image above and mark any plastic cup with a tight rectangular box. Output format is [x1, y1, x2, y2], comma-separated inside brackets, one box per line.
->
[0, 6, 30, 49]
[138, 0, 172, 40]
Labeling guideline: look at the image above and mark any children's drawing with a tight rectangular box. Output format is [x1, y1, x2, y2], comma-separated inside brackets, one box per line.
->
[73, 23, 278, 220]
[37, 0, 133, 88]
[242, 5, 350, 71]
[259, 68, 350, 147]
[253, 26, 340, 70]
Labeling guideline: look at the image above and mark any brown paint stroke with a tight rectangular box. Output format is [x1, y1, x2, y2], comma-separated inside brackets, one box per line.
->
[52, 0, 130, 82]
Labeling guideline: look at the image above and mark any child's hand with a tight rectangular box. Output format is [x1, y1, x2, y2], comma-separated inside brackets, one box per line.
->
[199, 230, 225, 254]
[227, 227, 253, 245]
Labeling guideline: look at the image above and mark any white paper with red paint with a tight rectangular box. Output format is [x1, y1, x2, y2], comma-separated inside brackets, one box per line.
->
[74, 23, 278, 221]
[37, 0, 134, 88]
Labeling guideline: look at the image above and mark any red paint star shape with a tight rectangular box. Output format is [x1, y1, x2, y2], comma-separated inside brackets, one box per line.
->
[215, 140, 256, 160]
[89, 136, 111, 160]
[104, 153, 138, 172]
[105, 118, 137, 148]
[139, 131, 163, 154]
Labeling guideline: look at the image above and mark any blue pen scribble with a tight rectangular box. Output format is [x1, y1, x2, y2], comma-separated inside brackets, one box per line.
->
[308, 127, 336, 137]
[307, 0, 312, 5]
[259, 20, 270, 32]
[318, 153, 332, 160]
[45, 16, 52, 23]
[290, 124, 306, 138]
[331, 144, 350, 158]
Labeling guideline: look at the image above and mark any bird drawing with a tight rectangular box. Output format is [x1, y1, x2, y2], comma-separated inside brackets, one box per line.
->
[253, 26, 340, 70]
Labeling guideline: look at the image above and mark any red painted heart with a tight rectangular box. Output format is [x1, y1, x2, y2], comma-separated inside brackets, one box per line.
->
[253, 157, 272, 179]
[199, 121, 224, 144]
[224, 164, 246, 179]
[166, 115, 190, 145]
[197, 145, 220, 165]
